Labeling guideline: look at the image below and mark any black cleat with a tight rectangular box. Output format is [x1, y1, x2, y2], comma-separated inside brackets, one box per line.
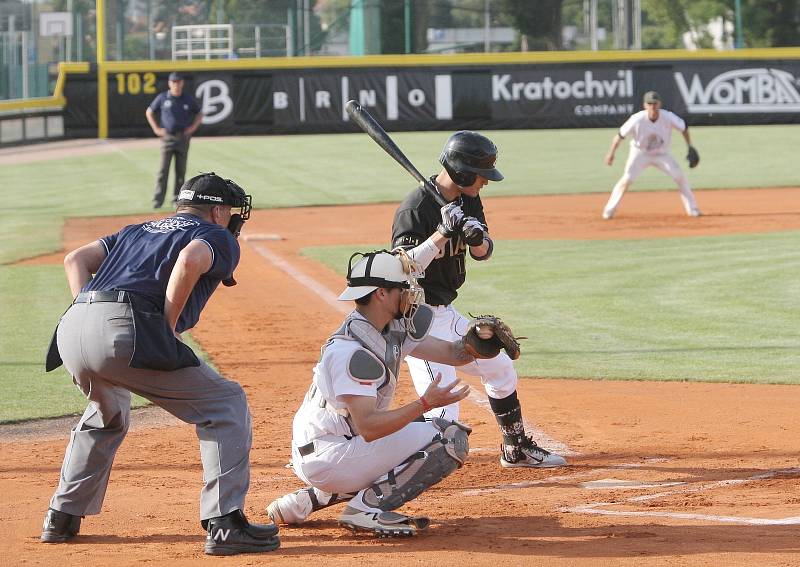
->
[204, 509, 280, 556]
[41, 508, 82, 543]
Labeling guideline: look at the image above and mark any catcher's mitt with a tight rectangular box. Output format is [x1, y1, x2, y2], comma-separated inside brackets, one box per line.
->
[463, 315, 522, 360]
[686, 145, 700, 168]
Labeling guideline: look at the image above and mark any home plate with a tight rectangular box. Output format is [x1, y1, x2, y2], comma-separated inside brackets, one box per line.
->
[242, 233, 283, 241]
[581, 478, 686, 490]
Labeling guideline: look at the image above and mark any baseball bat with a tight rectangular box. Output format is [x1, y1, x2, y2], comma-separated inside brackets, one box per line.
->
[345, 100, 447, 207]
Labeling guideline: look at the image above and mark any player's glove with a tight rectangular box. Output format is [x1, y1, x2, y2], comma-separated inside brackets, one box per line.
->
[437, 202, 466, 237]
[463, 315, 522, 360]
[461, 217, 486, 247]
[686, 145, 700, 168]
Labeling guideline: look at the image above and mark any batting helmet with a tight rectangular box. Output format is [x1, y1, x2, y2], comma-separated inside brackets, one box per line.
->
[439, 131, 503, 187]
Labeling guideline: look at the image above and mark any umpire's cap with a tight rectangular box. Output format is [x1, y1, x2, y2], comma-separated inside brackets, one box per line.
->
[177, 173, 252, 219]
[168, 71, 184, 82]
[439, 131, 503, 186]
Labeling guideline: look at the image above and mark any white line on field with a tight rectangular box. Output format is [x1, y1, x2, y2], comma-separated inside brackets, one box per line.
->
[252, 243, 575, 454]
[252, 245, 349, 315]
[466, 389, 580, 456]
[561, 467, 800, 525]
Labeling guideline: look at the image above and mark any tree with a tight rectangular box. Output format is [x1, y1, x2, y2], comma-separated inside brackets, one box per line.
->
[499, 0, 563, 50]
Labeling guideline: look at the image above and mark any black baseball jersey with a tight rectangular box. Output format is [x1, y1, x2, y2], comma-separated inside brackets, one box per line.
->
[391, 181, 487, 306]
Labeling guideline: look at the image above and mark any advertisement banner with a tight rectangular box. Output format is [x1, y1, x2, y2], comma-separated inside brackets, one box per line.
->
[68, 59, 800, 139]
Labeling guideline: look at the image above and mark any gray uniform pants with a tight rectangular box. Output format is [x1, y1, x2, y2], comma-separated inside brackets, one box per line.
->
[153, 133, 190, 207]
[49, 301, 252, 521]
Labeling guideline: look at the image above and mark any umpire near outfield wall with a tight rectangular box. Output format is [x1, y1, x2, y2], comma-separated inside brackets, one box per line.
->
[145, 72, 203, 208]
[41, 173, 280, 556]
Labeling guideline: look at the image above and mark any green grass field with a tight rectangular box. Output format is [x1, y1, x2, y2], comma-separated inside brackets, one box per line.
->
[305, 232, 800, 383]
[1, 125, 798, 422]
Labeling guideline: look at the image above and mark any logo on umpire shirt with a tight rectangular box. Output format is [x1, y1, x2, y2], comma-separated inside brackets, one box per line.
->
[143, 217, 200, 233]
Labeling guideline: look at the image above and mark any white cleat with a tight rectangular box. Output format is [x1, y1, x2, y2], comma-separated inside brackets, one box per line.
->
[602, 209, 615, 220]
[500, 438, 568, 469]
[338, 506, 430, 538]
[688, 208, 703, 217]
[266, 488, 314, 525]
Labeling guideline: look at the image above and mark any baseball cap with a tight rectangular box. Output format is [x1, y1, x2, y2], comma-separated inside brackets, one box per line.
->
[338, 251, 411, 301]
[176, 172, 251, 215]
[643, 90, 661, 104]
[168, 71, 184, 82]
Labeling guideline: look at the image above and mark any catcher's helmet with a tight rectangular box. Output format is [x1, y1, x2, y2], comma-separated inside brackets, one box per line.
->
[439, 131, 503, 187]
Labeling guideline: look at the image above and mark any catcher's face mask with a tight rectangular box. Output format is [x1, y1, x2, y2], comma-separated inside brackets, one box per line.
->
[339, 249, 424, 334]
[394, 249, 424, 333]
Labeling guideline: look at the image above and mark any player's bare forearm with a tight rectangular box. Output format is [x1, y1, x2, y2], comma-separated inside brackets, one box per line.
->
[164, 241, 212, 332]
[682, 128, 692, 146]
[342, 376, 469, 441]
[412, 336, 476, 367]
[469, 238, 491, 259]
[64, 241, 107, 297]
[341, 394, 429, 442]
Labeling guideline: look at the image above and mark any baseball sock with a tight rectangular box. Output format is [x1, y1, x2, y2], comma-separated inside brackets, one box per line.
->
[488, 391, 526, 462]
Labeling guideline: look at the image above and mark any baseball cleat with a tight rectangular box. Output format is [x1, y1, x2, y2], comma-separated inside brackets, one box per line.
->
[40, 508, 82, 543]
[688, 208, 703, 217]
[267, 488, 314, 525]
[602, 209, 615, 220]
[338, 506, 430, 538]
[500, 438, 567, 469]
[204, 509, 279, 556]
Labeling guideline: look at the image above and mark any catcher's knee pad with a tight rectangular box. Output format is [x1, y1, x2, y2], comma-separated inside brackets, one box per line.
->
[362, 419, 470, 511]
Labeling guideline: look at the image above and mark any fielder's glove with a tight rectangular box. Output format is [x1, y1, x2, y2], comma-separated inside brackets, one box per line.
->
[437, 202, 466, 237]
[463, 315, 522, 360]
[461, 217, 486, 247]
[686, 145, 700, 168]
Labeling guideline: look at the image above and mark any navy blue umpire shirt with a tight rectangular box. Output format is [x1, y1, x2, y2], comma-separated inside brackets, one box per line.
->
[148, 91, 201, 134]
[84, 214, 240, 333]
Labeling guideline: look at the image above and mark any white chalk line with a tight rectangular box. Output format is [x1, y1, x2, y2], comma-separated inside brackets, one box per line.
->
[251, 243, 576, 454]
[466, 389, 579, 456]
[252, 245, 349, 315]
[561, 467, 800, 526]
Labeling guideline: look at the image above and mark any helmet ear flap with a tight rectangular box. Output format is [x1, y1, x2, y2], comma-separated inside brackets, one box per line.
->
[440, 151, 477, 187]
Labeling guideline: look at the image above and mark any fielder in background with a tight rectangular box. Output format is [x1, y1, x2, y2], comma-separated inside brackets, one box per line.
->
[41, 173, 280, 556]
[603, 90, 702, 220]
[391, 131, 567, 469]
[267, 249, 514, 537]
[145, 71, 203, 209]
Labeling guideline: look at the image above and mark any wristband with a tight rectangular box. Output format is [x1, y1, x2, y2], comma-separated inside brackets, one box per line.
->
[418, 396, 432, 412]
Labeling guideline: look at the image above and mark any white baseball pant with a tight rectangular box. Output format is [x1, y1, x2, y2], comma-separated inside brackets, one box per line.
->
[604, 146, 699, 216]
[405, 304, 518, 422]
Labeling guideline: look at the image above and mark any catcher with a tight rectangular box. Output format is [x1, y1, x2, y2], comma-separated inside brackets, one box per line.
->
[266, 248, 520, 537]
[603, 90, 702, 219]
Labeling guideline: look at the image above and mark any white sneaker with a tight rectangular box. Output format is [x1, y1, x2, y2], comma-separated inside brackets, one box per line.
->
[266, 488, 314, 525]
[500, 438, 568, 469]
[602, 209, 615, 220]
[338, 506, 429, 538]
[688, 208, 703, 217]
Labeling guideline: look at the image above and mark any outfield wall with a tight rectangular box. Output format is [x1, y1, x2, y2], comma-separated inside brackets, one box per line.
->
[5, 49, 800, 143]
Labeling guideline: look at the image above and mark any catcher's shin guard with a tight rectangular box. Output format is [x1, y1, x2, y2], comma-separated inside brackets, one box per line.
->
[361, 419, 470, 511]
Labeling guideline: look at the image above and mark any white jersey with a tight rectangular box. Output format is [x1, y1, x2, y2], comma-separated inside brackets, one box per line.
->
[619, 109, 686, 154]
[292, 306, 433, 446]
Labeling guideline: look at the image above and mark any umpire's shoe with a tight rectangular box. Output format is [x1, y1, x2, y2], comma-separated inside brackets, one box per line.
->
[204, 509, 280, 556]
[41, 508, 82, 543]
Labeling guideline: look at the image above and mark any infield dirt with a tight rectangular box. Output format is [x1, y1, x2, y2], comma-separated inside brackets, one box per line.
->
[5, 187, 800, 566]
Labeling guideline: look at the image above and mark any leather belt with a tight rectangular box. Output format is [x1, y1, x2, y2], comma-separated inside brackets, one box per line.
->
[74, 290, 130, 304]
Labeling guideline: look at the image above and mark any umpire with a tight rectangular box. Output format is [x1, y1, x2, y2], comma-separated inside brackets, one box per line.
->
[40, 173, 280, 556]
[145, 71, 203, 208]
